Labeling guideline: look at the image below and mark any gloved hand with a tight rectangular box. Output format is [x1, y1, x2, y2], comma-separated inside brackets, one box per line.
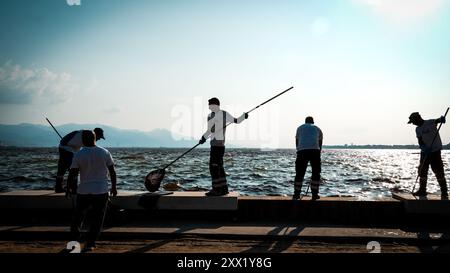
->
[199, 136, 206, 145]
[440, 115, 446, 124]
[237, 112, 249, 122]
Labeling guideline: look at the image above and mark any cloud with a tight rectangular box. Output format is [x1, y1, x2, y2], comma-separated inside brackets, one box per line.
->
[66, 0, 81, 6]
[103, 107, 121, 114]
[0, 61, 78, 104]
[354, 0, 445, 24]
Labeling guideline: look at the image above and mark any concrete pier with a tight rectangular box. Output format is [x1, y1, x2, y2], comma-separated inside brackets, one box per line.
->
[0, 190, 239, 210]
[0, 190, 449, 226]
[392, 193, 450, 214]
[1, 190, 450, 253]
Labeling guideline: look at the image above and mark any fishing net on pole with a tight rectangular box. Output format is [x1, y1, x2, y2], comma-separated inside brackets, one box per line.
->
[145, 169, 166, 192]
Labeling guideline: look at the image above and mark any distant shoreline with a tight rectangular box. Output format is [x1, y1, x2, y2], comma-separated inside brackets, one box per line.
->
[1, 145, 449, 150]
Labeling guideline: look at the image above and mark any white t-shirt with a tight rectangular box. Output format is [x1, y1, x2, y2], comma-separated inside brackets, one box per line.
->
[202, 110, 242, 146]
[296, 123, 323, 151]
[416, 119, 442, 152]
[70, 146, 114, 194]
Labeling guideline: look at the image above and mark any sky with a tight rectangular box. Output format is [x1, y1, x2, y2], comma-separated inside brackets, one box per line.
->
[0, 0, 449, 148]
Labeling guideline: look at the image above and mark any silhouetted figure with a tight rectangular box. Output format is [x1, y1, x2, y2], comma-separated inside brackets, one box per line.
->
[55, 128, 105, 193]
[67, 130, 117, 252]
[408, 112, 448, 199]
[199, 97, 248, 196]
[294, 116, 323, 200]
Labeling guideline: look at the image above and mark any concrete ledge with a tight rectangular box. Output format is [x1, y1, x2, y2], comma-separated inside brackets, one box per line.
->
[158, 192, 238, 210]
[392, 193, 450, 214]
[236, 196, 403, 225]
[0, 190, 239, 211]
[114, 191, 239, 210]
[2, 191, 450, 226]
[0, 190, 72, 209]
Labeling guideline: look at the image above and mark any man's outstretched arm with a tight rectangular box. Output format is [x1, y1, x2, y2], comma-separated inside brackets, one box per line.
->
[226, 112, 248, 124]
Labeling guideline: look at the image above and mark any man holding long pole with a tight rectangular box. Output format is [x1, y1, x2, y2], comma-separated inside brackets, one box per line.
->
[408, 110, 448, 199]
[51, 123, 105, 193]
[145, 87, 293, 193]
[199, 97, 248, 196]
[197, 88, 294, 196]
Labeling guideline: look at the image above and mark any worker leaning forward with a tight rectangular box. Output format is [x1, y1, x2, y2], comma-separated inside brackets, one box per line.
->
[408, 112, 448, 199]
[294, 116, 323, 200]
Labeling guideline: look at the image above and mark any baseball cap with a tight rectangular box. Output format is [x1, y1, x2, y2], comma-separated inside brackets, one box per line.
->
[407, 112, 421, 124]
[93, 128, 105, 140]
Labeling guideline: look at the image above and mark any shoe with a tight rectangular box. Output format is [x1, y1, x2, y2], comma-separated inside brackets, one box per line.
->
[412, 190, 427, 197]
[311, 195, 320, 201]
[292, 191, 300, 200]
[205, 189, 226, 197]
[222, 186, 229, 195]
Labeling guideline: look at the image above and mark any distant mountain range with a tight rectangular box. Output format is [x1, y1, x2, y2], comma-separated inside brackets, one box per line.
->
[0, 123, 197, 148]
[0, 123, 449, 149]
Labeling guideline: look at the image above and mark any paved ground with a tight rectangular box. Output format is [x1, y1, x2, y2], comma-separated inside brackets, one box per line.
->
[0, 238, 428, 253]
[1, 221, 450, 253]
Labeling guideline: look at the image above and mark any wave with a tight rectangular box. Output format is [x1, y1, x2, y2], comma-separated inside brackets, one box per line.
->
[184, 186, 209, 191]
[372, 177, 396, 183]
[118, 154, 147, 160]
[250, 172, 268, 178]
[3, 176, 37, 183]
[344, 178, 368, 183]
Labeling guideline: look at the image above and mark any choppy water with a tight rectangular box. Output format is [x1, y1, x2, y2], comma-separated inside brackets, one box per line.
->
[0, 147, 449, 200]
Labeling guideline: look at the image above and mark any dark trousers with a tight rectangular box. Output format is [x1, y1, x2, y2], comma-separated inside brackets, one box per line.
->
[70, 193, 109, 244]
[210, 146, 227, 190]
[56, 148, 74, 188]
[294, 149, 321, 194]
[418, 150, 447, 192]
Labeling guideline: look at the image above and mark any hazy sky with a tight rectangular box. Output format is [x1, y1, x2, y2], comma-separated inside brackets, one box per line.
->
[1, 0, 449, 148]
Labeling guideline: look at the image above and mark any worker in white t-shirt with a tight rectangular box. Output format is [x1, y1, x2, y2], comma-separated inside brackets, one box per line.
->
[408, 112, 447, 199]
[55, 127, 105, 193]
[67, 130, 117, 252]
[294, 116, 323, 200]
[198, 97, 248, 196]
